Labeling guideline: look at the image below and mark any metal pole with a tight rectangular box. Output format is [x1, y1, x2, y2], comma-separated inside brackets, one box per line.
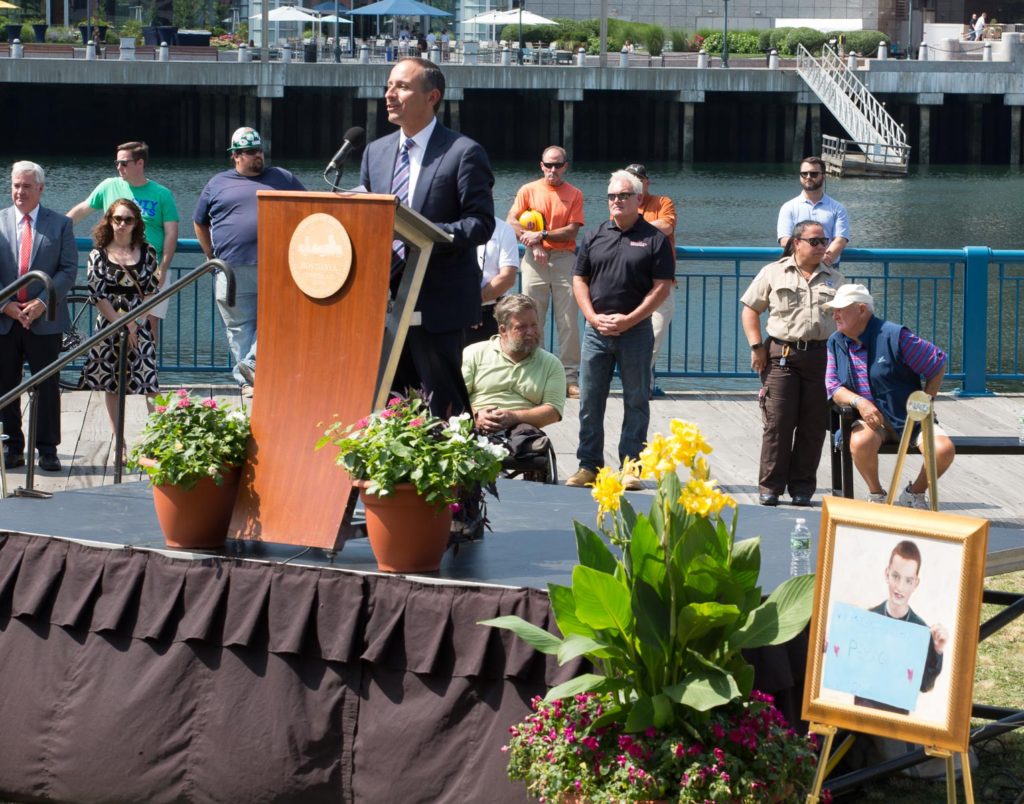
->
[517, 1, 523, 64]
[114, 328, 129, 484]
[334, 0, 341, 61]
[721, 0, 729, 67]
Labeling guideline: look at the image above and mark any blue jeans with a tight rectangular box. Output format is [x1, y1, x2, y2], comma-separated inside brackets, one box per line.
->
[216, 265, 257, 385]
[577, 320, 653, 471]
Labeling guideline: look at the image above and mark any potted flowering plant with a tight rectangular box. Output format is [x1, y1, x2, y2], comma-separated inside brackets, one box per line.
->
[128, 388, 250, 549]
[482, 420, 818, 801]
[317, 393, 506, 572]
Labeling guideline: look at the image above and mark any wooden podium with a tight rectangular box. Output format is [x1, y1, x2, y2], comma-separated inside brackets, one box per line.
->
[227, 191, 450, 549]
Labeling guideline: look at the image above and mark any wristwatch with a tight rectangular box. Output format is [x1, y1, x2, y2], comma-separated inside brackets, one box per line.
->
[540, 229, 548, 239]
[750, 341, 763, 351]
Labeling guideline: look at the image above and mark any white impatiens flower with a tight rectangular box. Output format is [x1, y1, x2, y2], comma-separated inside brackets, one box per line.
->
[227, 410, 247, 423]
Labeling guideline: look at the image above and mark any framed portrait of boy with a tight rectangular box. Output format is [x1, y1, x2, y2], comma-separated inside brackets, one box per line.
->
[802, 497, 988, 752]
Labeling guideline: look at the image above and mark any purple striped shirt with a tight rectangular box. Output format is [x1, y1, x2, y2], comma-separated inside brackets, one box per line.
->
[826, 327, 946, 400]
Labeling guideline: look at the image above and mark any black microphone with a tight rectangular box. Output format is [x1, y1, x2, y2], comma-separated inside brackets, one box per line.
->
[326, 127, 366, 172]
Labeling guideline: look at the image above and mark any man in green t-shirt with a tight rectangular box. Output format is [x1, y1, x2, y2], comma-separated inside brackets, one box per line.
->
[67, 141, 179, 337]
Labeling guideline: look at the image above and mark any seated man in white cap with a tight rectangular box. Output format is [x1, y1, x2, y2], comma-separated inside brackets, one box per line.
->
[824, 283, 955, 507]
[192, 127, 306, 394]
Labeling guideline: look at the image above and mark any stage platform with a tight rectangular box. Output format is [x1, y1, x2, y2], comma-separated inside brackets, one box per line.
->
[1, 480, 1021, 803]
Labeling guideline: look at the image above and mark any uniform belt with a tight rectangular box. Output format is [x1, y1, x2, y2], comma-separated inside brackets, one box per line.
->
[772, 337, 827, 350]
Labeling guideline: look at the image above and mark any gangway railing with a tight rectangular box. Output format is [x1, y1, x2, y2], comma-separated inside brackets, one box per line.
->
[796, 44, 909, 169]
[1, 259, 233, 497]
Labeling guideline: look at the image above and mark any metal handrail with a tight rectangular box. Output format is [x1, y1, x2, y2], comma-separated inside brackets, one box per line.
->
[0, 258, 234, 495]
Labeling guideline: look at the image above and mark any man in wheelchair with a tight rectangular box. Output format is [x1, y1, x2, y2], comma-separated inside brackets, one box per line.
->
[462, 294, 566, 479]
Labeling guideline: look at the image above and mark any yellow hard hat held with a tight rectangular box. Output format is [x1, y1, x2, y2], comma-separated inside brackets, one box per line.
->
[518, 209, 546, 232]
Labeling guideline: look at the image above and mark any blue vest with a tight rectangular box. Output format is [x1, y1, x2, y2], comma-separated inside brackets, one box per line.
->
[828, 316, 922, 431]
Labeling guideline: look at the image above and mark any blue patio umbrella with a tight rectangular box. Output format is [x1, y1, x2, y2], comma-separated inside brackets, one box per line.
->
[312, 0, 350, 9]
[347, 0, 450, 17]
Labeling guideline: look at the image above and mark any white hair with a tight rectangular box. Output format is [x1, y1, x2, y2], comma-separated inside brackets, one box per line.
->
[12, 161, 45, 184]
[608, 170, 641, 195]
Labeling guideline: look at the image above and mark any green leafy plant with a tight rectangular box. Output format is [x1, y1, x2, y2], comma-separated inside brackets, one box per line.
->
[317, 392, 505, 508]
[482, 419, 814, 736]
[119, 19, 143, 40]
[505, 690, 818, 802]
[128, 388, 251, 489]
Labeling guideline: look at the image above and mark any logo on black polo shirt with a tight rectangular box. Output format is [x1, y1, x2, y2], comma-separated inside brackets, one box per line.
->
[629, 241, 648, 248]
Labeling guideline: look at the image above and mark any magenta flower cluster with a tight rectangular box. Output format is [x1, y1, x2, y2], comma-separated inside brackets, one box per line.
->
[504, 691, 819, 802]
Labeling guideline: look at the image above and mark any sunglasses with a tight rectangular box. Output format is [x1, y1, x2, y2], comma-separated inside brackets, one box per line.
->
[237, 148, 263, 156]
[541, 161, 566, 169]
[111, 215, 136, 225]
[799, 171, 822, 178]
[114, 159, 137, 167]
[797, 236, 830, 247]
[606, 192, 635, 202]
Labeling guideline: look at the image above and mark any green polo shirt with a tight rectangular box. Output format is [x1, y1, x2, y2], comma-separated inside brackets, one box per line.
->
[462, 337, 566, 417]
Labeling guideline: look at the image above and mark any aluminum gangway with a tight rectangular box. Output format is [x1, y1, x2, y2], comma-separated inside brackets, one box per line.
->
[796, 43, 910, 176]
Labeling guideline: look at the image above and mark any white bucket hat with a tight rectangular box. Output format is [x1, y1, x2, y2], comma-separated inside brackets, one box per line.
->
[823, 283, 874, 310]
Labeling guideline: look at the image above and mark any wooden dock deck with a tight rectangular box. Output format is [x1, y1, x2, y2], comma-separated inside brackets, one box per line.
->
[5, 388, 1024, 530]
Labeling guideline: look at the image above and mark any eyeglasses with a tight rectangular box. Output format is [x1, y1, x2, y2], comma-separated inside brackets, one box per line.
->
[541, 161, 566, 169]
[237, 148, 263, 156]
[606, 192, 635, 202]
[114, 159, 137, 167]
[799, 171, 822, 178]
[797, 236, 830, 247]
[111, 215, 136, 225]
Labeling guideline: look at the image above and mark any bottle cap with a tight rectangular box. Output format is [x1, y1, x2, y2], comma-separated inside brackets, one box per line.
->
[795, 518, 806, 525]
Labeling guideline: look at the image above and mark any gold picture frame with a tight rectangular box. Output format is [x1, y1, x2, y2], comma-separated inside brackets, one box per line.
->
[802, 496, 989, 753]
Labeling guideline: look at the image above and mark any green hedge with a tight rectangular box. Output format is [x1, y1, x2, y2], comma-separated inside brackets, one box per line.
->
[697, 26, 889, 56]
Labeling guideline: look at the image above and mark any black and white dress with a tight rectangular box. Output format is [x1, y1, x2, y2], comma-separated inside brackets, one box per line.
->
[79, 246, 160, 394]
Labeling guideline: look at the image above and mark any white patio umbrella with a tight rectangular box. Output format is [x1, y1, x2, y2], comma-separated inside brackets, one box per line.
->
[462, 9, 557, 26]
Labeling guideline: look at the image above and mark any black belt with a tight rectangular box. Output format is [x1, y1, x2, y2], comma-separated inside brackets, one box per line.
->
[771, 337, 827, 351]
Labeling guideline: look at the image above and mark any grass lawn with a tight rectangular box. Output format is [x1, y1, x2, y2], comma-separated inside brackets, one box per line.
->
[839, 569, 1023, 801]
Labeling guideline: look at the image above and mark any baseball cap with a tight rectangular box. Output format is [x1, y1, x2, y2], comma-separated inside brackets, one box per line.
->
[823, 283, 874, 310]
[624, 163, 649, 180]
[228, 127, 263, 152]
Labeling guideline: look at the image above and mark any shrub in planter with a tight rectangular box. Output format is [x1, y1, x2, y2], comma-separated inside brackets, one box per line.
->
[841, 30, 889, 55]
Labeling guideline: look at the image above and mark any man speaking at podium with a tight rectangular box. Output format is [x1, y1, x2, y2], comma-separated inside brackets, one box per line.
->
[360, 57, 495, 418]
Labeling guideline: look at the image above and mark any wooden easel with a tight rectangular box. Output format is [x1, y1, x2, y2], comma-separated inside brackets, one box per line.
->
[808, 391, 975, 802]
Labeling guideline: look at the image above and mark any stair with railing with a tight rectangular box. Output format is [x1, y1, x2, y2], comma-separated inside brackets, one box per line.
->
[796, 43, 910, 174]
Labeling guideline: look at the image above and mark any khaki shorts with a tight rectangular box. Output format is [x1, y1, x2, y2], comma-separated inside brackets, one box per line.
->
[851, 418, 947, 449]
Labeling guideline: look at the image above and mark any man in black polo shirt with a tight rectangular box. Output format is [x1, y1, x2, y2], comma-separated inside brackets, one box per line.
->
[566, 170, 674, 489]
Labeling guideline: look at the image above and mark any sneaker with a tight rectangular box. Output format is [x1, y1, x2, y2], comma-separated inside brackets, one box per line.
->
[865, 491, 887, 503]
[240, 384, 254, 399]
[898, 484, 930, 510]
[566, 383, 580, 399]
[622, 469, 644, 490]
[237, 362, 256, 386]
[565, 467, 597, 487]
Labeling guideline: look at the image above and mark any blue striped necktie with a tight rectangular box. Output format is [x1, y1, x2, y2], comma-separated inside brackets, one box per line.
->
[390, 137, 415, 272]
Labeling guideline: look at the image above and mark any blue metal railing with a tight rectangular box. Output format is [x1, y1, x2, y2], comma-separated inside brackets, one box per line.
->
[68, 239, 1024, 394]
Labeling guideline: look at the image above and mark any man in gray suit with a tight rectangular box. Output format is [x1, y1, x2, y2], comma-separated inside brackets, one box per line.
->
[0, 161, 77, 472]
[359, 56, 494, 418]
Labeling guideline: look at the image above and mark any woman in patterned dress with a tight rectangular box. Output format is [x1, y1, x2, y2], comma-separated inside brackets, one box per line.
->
[80, 198, 160, 435]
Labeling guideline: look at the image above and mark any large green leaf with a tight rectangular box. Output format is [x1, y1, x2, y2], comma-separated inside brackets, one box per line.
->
[727, 573, 814, 650]
[730, 535, 761, 588]
[633, 578, 670, 655]
[548, 582, 596, 640]
[629, 515, 665, 589]
[543, 672, 610, 702]
[574, 521, 617, 574]
[572, 565, 634, 635]
[478, 615, 562, 655]
[624, 692, 675, 731]
[679, 601, 741, 643]
[557, 634, 623, 664]
[664, 667, 741, 712]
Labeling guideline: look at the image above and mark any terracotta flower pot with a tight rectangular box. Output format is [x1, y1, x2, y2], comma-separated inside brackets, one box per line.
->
[355, 481, 453, 572]
[145, 462, 241, 549]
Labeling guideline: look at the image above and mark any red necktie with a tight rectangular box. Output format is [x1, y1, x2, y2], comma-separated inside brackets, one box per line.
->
[17, 214, 32, 303]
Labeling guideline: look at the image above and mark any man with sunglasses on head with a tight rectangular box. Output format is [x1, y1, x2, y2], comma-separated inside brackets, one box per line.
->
[68, 141, 179, 343]
[777, 156, 849, 267]
[566, 171, 673, 491]
[193, 127, 305, 396]
[508, 145, 585, 400]
[741, 220, 845, 507]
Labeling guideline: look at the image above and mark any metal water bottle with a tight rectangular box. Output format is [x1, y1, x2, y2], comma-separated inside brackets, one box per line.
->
[789, 517, 811, 577]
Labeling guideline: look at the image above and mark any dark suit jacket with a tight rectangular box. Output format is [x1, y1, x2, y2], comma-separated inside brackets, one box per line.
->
[360, 122, 495, 332]
[0, 204, 78, 336]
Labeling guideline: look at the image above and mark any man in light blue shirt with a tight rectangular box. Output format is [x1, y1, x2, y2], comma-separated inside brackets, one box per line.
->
[777, 156, 849, 267]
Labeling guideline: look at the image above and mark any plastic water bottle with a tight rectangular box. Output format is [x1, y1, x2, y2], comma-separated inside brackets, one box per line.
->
[789, 518, 812, 577]
[1018, 407, 1024, 446]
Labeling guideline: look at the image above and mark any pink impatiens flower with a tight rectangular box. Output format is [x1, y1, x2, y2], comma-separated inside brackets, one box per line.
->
[177, 397, 191, 409]
[201, 399, 217, 409]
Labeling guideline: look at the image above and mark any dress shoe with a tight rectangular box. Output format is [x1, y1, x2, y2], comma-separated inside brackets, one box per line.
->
[38, 453, 62, 472]
[790, 494, 813, 507]
[758, 493, 780, 506]
[565, 467, 597, 487]
[4, 451, 25, 470]
[566, 383, 580, 399]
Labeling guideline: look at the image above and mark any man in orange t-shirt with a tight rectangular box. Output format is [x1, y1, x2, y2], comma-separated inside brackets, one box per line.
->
[508, 145, 585, 397]
[625, 164, 677, 396]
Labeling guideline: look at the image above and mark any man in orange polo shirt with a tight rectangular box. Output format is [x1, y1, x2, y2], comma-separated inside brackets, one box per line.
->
[624, 164, 678, 396]
[508, 145, 585, 398]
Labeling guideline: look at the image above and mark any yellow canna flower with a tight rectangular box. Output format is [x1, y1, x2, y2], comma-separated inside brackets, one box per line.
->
[591, 466, 626, 521]
[668, 419, 713, 469]
[692, 456, 710, 481]
[637, 433, 677, 481]
[678, 476, 736, 518]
